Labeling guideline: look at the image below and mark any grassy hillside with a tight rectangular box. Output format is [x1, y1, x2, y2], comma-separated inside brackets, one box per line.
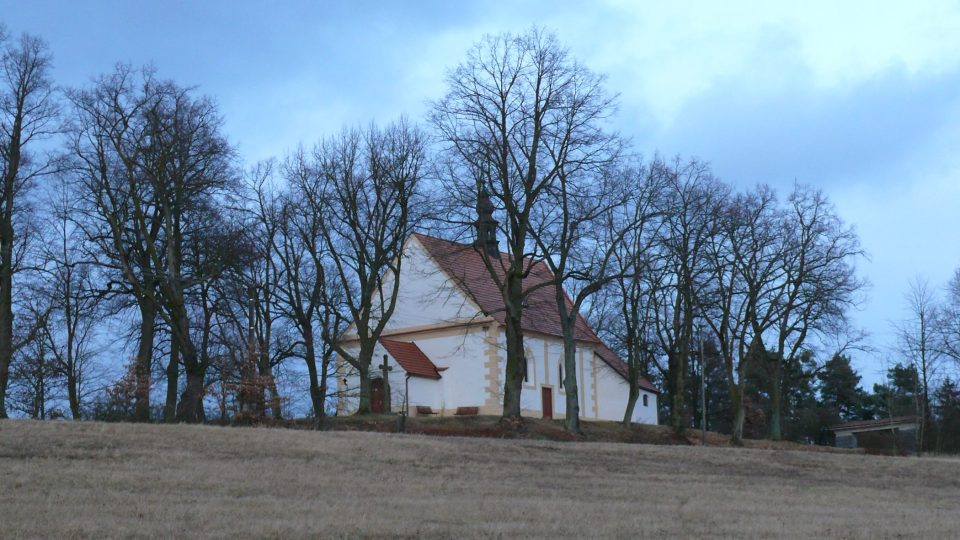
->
[316, 414, 854, 451]
[1, 420, 957, 538]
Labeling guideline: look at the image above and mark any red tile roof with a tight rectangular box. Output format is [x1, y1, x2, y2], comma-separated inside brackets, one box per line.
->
[380, 339, 442, 379]
[414, 233, 596, 340]
[413, 233, 658, 393]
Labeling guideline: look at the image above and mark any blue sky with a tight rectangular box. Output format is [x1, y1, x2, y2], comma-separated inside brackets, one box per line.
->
[5, 0, 960, 387]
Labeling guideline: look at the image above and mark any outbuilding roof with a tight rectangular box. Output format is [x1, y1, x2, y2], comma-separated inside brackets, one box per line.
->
[379, 339, 442, 380]
[830, 416, 920, 433]
[413, 233, 658, 393]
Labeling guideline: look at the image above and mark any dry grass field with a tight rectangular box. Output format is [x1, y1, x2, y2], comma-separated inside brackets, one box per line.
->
[316, 414, 857, 451]
[1, 420, 958, 539]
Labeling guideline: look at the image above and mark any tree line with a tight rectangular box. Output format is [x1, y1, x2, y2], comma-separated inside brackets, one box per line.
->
[2, 25, 957, 447]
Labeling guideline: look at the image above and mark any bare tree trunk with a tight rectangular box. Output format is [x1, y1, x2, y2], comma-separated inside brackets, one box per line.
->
[670, 347, 688, 434]
[919, 320, 929, 451]
[623, 332, 640, 427]
[0, 263, 11, 419]
[731, 336, 760, 445]
[921, 366, 929, 451]
[259, 363, 281, 419]
[0, 169, 14, 419]
[356, 362, 371, 415]
[351, 338, 380, 415]
[173, 308, 204, 423]
[0, 34, 55, 420]
[303, 325, 325, 419]
[134, 301, 156, 422]
[64, 306, 81, 420]
[316, 350, 332, 427]
[218, 369, 227, 423]
[769, 356, 783, 440]
[177, 367, 204, 423]
[718, 337, 745, 445]
[66, 371, 80, 419]
[730, 383, 745, 445]
[502, 301, 524, 419]
[238, 287, 261, 418]
[562, 329, 581, 434]
[623, 386, 640, 426]
[164, 336, 179, 422]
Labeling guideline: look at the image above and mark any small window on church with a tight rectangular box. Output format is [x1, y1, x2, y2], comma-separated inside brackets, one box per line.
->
[643, 394, 649, 407]
[524, 357, 530, 383]
[559, 364, 564, 389]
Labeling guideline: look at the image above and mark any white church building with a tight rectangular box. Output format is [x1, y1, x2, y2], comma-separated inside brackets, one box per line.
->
[336, 202, 658, 424]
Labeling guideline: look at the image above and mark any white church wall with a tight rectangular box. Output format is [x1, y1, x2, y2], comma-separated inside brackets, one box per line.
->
[336, 325, 495, 416]
[405, 376, 442, 412]
[414, 327, 490, 413]
[379, 236, 487, 332]
[518, 335, 541, 415]
[639, 391, 659, 424]
[594, 360, 659, 424]
[336, 328, 659, 425]
[579, 345, 596, 419]
[515, 334, 598, 420]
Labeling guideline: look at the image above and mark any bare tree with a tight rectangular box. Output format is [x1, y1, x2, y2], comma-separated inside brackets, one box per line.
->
[256, 159, 346, 423]
[941, 269, 960, 367]
[593, 162, 665, 425]
[431, 28, 619, 420]
[66, 66, 163, 421]
[895, 278, 943, 449]
[765, 184, 864, 439]
[186, 204, 251, 421]
[648, 158, 725, 434]
[700, 185, 784, 444]
[7, 301, 56, 418]
[235, 164, 287, 419]
[35, 179, 104, 419]
[66, 65, 236, 422]
[0, 31, 58, 417]
[531, 162, 663, 433]
[291, 121, 426, 415]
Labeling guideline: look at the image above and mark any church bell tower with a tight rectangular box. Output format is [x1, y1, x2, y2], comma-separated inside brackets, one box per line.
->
[474, 188, 500, 257]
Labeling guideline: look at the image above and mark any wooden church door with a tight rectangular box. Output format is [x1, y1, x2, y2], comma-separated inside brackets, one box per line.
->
[542, 387, 553, 419]
[371, 378, 385, 413]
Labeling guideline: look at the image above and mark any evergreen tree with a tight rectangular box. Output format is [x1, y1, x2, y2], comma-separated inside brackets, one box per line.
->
[870, 363, 920, 419]
[817, 354, 864, 421]
[932, 378, 960, 453]
[780, 352, 820, 442]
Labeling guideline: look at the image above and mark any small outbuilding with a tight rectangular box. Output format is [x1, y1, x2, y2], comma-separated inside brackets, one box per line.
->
[830, 416, 920, 455]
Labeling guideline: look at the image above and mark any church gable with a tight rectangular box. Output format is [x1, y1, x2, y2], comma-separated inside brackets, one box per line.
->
[413, 233, 597, 341]
[381, 234, 490, 333]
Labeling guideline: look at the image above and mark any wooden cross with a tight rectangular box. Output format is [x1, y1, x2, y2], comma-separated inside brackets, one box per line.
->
[381, 355, 393, 413]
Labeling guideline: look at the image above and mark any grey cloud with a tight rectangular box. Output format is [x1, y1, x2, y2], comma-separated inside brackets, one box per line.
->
[642, 65, 960, 188]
